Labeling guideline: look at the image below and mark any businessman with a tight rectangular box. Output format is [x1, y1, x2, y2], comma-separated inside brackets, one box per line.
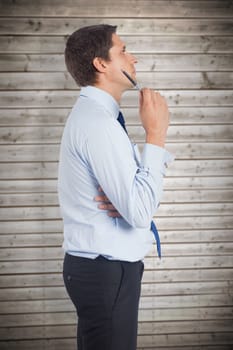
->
[58, 24, 173, 350]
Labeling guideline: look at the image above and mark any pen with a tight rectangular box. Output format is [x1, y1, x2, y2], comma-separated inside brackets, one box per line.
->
[121, 70, 141, 91]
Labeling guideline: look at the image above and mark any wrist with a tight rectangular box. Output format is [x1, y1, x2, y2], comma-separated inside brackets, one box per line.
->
[146, 133, 165, 147]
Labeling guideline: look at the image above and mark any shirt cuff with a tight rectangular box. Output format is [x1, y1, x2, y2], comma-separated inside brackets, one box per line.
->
[141, 143, 175, 175]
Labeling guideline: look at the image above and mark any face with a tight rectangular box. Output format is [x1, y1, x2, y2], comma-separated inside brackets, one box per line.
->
[105, 33, 138, 89]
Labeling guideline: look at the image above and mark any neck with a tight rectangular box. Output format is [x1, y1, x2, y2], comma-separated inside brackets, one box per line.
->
[93, 82, 124, 104]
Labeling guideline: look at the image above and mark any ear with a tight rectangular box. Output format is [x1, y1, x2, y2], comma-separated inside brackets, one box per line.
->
[93, 57, 107, 73]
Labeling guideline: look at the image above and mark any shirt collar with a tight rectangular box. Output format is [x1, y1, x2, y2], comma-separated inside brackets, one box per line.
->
[80, 86, 120, 120]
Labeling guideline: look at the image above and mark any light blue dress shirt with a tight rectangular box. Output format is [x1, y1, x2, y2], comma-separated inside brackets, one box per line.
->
[58, 86, 173, 262]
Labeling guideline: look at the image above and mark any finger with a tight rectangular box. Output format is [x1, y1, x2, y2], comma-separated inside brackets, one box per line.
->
[94, 195, 109, 202]
[98, 203, 116, 210]
[107, 211, 122, 218]
[154, 92, 165, 106]
[140, 88, 152, 103]
[153, 91, 161, 100]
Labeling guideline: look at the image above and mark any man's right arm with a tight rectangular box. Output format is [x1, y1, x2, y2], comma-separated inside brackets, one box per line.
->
[84, 90, 172, 228]
[95, 89, 172, 221]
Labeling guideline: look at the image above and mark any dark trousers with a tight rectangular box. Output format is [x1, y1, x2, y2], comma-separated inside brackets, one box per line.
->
[63, 253, 144, 350]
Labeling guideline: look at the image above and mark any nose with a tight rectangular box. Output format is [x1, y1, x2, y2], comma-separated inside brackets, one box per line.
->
[129, 52, 137, 64]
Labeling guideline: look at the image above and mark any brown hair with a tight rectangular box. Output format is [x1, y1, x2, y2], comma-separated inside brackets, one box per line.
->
[65, 24, 117, 87]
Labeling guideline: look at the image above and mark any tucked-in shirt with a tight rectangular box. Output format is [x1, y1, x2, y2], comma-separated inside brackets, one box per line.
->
[58, 86, 173, 262]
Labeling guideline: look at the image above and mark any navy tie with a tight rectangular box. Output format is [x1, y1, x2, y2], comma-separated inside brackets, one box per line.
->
[117, 111, 128, 134]
[117, 111, 161, 258]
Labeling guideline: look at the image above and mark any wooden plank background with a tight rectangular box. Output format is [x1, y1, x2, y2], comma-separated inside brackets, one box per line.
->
[0, 0, 233, 349]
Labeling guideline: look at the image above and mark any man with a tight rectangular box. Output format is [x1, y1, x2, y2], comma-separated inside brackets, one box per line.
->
[58, 24, 172, 350]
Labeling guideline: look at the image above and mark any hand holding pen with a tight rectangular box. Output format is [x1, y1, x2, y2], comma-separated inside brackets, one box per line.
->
[122, 69, 169, 148]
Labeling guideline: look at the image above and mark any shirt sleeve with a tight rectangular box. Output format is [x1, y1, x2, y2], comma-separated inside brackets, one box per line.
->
[83, 115, 174, 229]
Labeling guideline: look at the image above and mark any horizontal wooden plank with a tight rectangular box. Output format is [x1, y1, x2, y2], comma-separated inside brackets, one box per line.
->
[138, 320, 233, 335]
[150, 237, 233, 257]
[1, 71, 233, 90]
[0, 286, 66, 301]
[11, 240, 233, 263]
[0, 294, 232, 314]
[1, 124, 233, 144]
[2, 143, 233, 162]
[0, 246, 63, 261]
[0, 259, 63, 275]
[1, 107, 233, 126]
[0, 108, 70, 126]
[0, 216, 232, 236]
[1, 18, 233, 35]
[0, 339, 232, 350]
[1, 141, 233, 163]
[125, 52, 233, 72]
[112, 214, 230, 231]
[0, 219, 62, 234]
[1, 189, 232, 207]
[0, 125, 60, 143]
[0, 161, 59, 179]
[1, 230, 233, 249]
[0, 273, 64, 288]
[1, 219, 63, 234]
[140, 281, 233, 298]
[0, 192, 60, 206]
[0, 321, 233, 341]
[145, 255, 233, 269]
[1, 268, 233, 288]
[1, 54, 233, 72]
[165, 159, 233, 177]
[0, 179, 58, 193]
[138, 306, 233, 322]
[0, 325, 75, 340]
[1, 256, 233, 275]
[0, 90, 232, 108]
[0, 338, 75, 350]
[1, 337, 231, 350]
[162, 189, 233, 203]
[161, 229, 233, 243]
[0, 310, 232, 330]
[0, 217, 232, 238]
[0, 306, 232, 327]
[132, 125, 233, 142]
[137, 333, 233, 347]
[1, 241, 233, 262]
[1, 280, 232, 301]
[165, 143, 233, 159]
[1, 176, 232, 193]
[1, 160, 232, 180]
[33, 239, 226, 258]
[0, 233, 63, 248]
[163, 176, 233, 190]
[0, 202, 232, 221]
[1, 299, 65, 314]
[0, 0, 232, 18]
[0, 106, 233, 127]
[1, 35, 233, 54]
